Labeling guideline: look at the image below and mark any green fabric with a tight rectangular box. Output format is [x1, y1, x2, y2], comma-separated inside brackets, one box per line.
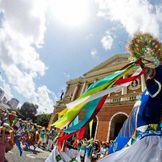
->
[53, 63, 135, 130]
[79, 64, 134, 98]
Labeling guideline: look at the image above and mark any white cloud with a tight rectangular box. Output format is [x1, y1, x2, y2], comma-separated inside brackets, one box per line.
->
[90, 48, 98, 57]
[36, 86, 56, 114]
[0, 0, 56, 113]
[0, 75, 13, 99]
[101, 31, 114, 50]
[95, 0, 162, 37]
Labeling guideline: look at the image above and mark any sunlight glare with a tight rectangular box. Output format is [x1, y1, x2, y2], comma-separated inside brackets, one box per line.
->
[50, 0, 89, 27]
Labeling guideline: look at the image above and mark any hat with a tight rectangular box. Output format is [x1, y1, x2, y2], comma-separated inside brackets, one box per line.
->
[1, 123, 13, 133]
[23, 120, 28, 123]
[101, 141, 107, 145]
[9, 111, 17, 116]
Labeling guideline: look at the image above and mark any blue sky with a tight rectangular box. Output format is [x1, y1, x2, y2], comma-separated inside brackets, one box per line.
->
[0, 0, 162, 113]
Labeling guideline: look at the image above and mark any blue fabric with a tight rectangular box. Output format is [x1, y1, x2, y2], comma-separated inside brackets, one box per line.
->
[136, 91, 150, 127]
[108, 90, 149, 154]
[24, 138, 30, 150]
[108, 65, 162, 155]
[15, 135, 23, 156]
[143, 65, 162, 124]
[70, 116, 79, 127]
[108, 132, 130, 154]
[63, 97, 101, 133]
[85, 144, 93, 157]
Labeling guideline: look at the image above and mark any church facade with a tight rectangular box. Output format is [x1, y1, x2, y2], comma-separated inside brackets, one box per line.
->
[48, 54, 146, 141]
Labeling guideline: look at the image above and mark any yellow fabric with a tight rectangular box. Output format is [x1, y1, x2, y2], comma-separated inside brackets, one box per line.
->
[52, 101, 88, 128]
[58, 108, 68, 118]
[89, 119, 93, 139]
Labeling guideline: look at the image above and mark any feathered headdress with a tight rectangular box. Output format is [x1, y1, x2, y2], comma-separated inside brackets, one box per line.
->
[128, 33, 162, 67]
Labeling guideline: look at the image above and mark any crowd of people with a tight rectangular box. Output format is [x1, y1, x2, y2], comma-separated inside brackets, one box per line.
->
[0, 107, 115, 162]
[0, 108, 60, 162]
[65, 138, 113, 162]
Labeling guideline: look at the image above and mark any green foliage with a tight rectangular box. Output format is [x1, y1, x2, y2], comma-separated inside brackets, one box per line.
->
[19, 102, 38, 121]
[36, 113, 51, 127]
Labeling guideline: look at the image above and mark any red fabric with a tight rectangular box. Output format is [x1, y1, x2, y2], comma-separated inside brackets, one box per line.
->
[73, 126, 86, 148]
[73, 140, 78, 148]
[136, 59, 144, 68]
[58, 131, 77, 142]
[115, 70, 144, 85]
[77, 126, 86, 140]
[90, 95, 108, 119]
[58, 125, 86, 142]
[57, 132, 65, 151]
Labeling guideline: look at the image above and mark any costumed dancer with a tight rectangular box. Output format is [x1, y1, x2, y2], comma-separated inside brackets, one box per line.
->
[99, 33, 162, 162]
[47, 128, 56, 151]
[0, 123, 14, 162]
[79, 139, 87, 161]
[0, 108, 16, 162]
[99, 142, 108, 159]
[39, 127, 47, 148]
[8, 111, 17, 126]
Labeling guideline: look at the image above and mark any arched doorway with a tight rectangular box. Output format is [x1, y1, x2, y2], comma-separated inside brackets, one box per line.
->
[108, 113, 128, 141]
[84, 116, 98, 140]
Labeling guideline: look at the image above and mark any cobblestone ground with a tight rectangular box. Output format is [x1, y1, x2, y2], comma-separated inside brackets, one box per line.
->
[6, 146, 50, 162]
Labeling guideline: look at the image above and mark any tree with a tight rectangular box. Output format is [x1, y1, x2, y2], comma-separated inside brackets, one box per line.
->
[19, 102, 38, 121]
[36, 114, 51, 127]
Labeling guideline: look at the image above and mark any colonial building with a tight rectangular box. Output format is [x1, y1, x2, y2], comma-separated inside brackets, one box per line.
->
[7, 98, 19, 109]
[49, 54, 146, 142]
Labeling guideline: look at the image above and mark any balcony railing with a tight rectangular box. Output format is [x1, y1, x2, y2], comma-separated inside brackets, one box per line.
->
[105, 93, 141, 104]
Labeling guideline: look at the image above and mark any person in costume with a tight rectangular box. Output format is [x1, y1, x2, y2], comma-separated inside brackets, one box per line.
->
[39, 127, 47, 148]
[8, 111, 17, 126]
[79, 139, 87, 161]
[129, 33, 162, 126]
[99, 33, 162, 162]
[99, 141, 108, 159]
[0, 123, 14, 162]
[47, 128, 56, 151]
[91, 140, 101, 161]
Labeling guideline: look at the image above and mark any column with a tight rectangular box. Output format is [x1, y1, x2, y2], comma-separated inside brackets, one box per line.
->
[71, 84, 79, 101]
[121, 75, 127, 95]
[141, 74, 146, 92]
[80, 81, 87, 94]
[121, 75, 127, 101]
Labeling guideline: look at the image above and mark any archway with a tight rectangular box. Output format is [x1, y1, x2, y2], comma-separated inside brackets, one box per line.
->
[108, 112, 128, 141]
